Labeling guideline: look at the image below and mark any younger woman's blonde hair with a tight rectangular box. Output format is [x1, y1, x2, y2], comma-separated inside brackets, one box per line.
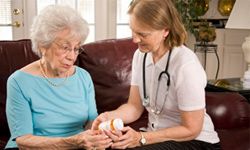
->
[128, 0, 187, 49]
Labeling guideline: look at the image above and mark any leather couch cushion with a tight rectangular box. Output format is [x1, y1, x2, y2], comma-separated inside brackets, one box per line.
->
[217, 128, 250, 150]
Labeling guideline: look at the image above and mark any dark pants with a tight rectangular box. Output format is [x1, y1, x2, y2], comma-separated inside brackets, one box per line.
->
[5, 140, 221, 150]
[128, 140, 221, 150]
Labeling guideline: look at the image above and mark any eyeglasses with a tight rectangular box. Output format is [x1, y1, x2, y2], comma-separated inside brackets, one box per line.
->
[53, 42, 85, 55]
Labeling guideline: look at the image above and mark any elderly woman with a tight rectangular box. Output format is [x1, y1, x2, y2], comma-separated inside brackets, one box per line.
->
[5, 5, 112, 150]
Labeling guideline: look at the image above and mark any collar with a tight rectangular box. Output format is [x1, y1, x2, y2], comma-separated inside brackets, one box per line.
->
[145, 50, 171, 71]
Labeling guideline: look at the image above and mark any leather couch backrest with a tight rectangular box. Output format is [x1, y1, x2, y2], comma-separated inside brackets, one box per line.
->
[0, 39, 39, 134]
[79, 38, 138, 113]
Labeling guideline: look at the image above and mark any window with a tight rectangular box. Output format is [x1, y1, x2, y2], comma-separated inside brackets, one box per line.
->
[116, 0, 131, 38]
[0, 0, 12, 40]
[8, 0, 132, 41]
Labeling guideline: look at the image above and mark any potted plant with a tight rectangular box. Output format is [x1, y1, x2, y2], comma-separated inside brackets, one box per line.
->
[197, 22, 216, 44]
[173, 0, 215, 43]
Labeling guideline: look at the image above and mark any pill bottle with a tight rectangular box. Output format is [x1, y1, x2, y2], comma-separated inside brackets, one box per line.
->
[98, 118, 124, 131]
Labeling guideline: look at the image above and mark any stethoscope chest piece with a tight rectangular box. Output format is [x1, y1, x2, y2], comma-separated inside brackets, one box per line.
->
[142, 96, 150, 107]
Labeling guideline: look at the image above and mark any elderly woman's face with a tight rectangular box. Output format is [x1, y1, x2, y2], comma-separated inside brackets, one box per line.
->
[42, 29, 81, 74]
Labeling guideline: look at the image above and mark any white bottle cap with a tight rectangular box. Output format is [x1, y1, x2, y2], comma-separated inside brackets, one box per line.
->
[113, 118, 124, 130]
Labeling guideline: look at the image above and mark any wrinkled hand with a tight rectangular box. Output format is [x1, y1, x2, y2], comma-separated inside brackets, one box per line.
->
[74, 129, 112, 150]
[110, 126, 141, 149]
[91, 112, 110, 130]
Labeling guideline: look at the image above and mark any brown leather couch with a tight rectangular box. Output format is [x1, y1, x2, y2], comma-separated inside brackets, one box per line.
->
[0, 38, 249, 150]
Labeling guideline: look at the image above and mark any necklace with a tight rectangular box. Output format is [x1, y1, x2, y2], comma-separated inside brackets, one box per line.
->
[39, 59, 69, 87]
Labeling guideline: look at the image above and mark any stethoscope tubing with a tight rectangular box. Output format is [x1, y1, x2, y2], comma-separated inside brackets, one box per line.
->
[142, 49, 172, 114]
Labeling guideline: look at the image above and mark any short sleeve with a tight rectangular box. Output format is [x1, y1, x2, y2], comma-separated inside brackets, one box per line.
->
[86, 74, 98, 120]
[175, 60, 207, 111]
[131, 50, 141, 85]
[6, 74, 33, 141]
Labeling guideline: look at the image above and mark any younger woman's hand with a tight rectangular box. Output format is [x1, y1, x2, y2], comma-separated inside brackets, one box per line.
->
[103, 129, 123, 143]
[91, 112, 110, 130]
[110, 126, 141, 149]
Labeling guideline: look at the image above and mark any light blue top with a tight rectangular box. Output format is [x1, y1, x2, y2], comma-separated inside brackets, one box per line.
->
[5, 66, 98, 148]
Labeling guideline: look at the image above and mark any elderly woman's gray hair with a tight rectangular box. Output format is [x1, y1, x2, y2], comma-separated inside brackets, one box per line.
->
[30, 5, 89, 57]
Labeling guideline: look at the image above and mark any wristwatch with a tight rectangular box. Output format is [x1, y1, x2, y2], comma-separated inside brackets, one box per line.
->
[139, 132, 147, 146]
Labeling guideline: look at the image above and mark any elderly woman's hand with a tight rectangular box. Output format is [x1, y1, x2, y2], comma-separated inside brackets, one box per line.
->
[73, 129, 113, 150]
[110, 126, 141, 149]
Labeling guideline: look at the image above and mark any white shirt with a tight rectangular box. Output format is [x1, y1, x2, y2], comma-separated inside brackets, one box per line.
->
[131, 45, 220, 144]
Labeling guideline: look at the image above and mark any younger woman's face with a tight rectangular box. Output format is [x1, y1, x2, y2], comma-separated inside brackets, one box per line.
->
[129, 14, 169, 53]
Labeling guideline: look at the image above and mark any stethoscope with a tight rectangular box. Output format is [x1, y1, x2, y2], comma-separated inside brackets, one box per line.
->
[142, 49, 172, 115]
